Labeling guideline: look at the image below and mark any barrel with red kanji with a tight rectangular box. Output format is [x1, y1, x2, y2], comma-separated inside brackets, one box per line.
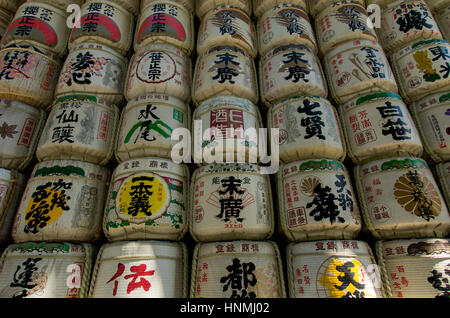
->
[253, 0, 307, 19]
[89, 240, 188, 298]
[196, 0, 252, 19]
[190, 240, 286, 298]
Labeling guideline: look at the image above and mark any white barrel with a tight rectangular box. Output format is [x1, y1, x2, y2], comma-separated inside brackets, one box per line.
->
[190, 163, 274, 242]
[196, 0, 252, 19]
[191, 241, 286, 298]
[340, 92, 423, 165]
[36, 96, 119, 165]
[116, 94, 190, 162]
[267, 95, 346, 163]
[193, 96, 262, 165]
[436, 4, 450, 41]
[355, 157, 450, 239]
[111, 0, 140, 15]
[0, 242, 94, 298]
[435, 162, 450, 209]
[0, 0, 25, 13]
[378, 0, 442, 54]
[253, 0, 307, 19]
[89, 241, 188, 298]
[308, 0, 365, 17]
[135, 0, 194, 55]
[0, 98, 46, 171]
[391, 39, 450, 103]
[324, 39, 398, 104]
[32, 0, 84, 12]
[287, 240, 384, 298]
[103, 157, 189, 242]
[125, 43, 191, 102]
[257, 4, 316, 57]
[376, 238, 450, 298]
[0, 44, 61, 109]
[0, 170, 25, 243]
[141, 0, 194, 13]
[260, 44, 327, 107]
[410, 92, 450, 163]
[315, 1, 378, 56]
[277, 159, 361, 242]
[69, 1, 134, 56]
[193, 45, 258, 106]
[56, 42, 127, 105]
[2, 2, 70, 57]
[11, 159, 110, 243]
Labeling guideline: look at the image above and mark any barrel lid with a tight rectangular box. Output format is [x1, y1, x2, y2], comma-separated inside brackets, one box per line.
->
[358, 157, 429, 175]
[281, 159, 346, 177]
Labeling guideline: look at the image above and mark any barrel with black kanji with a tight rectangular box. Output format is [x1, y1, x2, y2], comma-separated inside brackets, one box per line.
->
[89, 240, 188, 298]
[354, 156, 450, 239]
[0, 169, 25, 241]
[141, 0, 194, 14]
[196, 0, 252, 19]
[0, 242, 94, 298]
[11, 159, 110, 243]
[308, 0, 365, 17]
[190, 240, 286, 298]
[277, 159, 362, 242]
[102, 157, 189, 242]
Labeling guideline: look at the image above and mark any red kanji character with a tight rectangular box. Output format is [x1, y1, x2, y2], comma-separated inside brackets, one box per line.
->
[107, 263, 125, 296]
[397, 265, 405, 273]
[401, 277, 408, 287]
[124, 264, 155, 294]
[315, 243, 325, 251]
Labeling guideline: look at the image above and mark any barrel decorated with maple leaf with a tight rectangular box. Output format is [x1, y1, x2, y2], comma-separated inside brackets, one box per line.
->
[0, 168, 25, 240]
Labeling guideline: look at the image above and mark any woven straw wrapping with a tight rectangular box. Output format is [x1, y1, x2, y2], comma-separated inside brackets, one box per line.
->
[115, 94, 191, 162]
[103, 157, 189, 242]
[354, 156, 450, 240]
[410, 92, 450, 164]
[390, 39, 450, 104]
[287, 240, 385, 298]
[190, 240, 286, 298]
[435, 162, 450, 210]
[425, 0, 450, 12]
[0, 98, 46, 171]
[340, 92, 423, 165]
[69, 1, 135, 56]
[11, 159, 110, 243]
[308, 0, 365, 17]
[197, 0, 252, 18]
[0, 242, 94, 298]
[135, 0, 194, 55]
[112, 0, 141, 15]
[125, 43, 192, 102]
[277, 159, 362, 242]
[253, 0, 307, 18]
[189, 163, 274, 242]
[435, 4, 450, 41]
[0, 170, 25, 244]
[0, 0, 25, 13]
[55, 42, 128, 105]
[193, 45, 258, 106]
[259, 44, 327, 107]
[141, 0, 194, 13]
[257, 4, 316, 57]
[0, 44, 61, 109]
[33, 0, 84, 12]
[376, 238, 450, 298]
[88, 240, 188, 298]
[0, 7, 11, 37]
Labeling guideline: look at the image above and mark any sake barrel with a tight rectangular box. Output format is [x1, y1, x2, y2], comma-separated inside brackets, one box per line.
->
[424, 0, 450, 13]
[196, 0, 252, 19]
[103, 157, 189, 242]
[253, 0, 307, 19]
[0, 98, 46, 171]
[257, 4, 317, 57]
[286, 240, 384, 298]
[0, 242, 93, 298]
[36, 96, 119, 165]
[198, 5, 257, 58]
[2, 2, 70, 57]
[340, 92, 423, 165]
[376, 238, 450, 298]
[89, 241, 188, 298]
[190, 163, 274, 242]
[192, 45, 258, 106]
[0, 8, 11, 40]
[190, 240, 286, 298]
[308, 0, 365, 17]
[355, 157, 450, 239]
[260, 44, 327, 107]
[125, 44, 191, 102]
[391, 39, 450, 103]
[277, 159, 361, 242]
[378, 0, 442, 54]
[436, 5, 450, 43]
[268, 95, 346, 163]
[141, 0, 194, 13]
[55, 42, 128, 105]
[11, 159, 110, 243]
[69, 1, 134, 56]
[315, 1, 378, 56]
[0, 44, 61, 109]
[0, 170, 25, 243]
[135, 0, 194, 56]
[33, 0, 84, 12]
[111, 0, 140, 15]
[435, 162, 450, 208]
[1, 0, 25, 13]
[324, 39, 398, 104]
[116, 94, 190, 162]
[193, 96, 262, 165]
[410, 92, 450, 163]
